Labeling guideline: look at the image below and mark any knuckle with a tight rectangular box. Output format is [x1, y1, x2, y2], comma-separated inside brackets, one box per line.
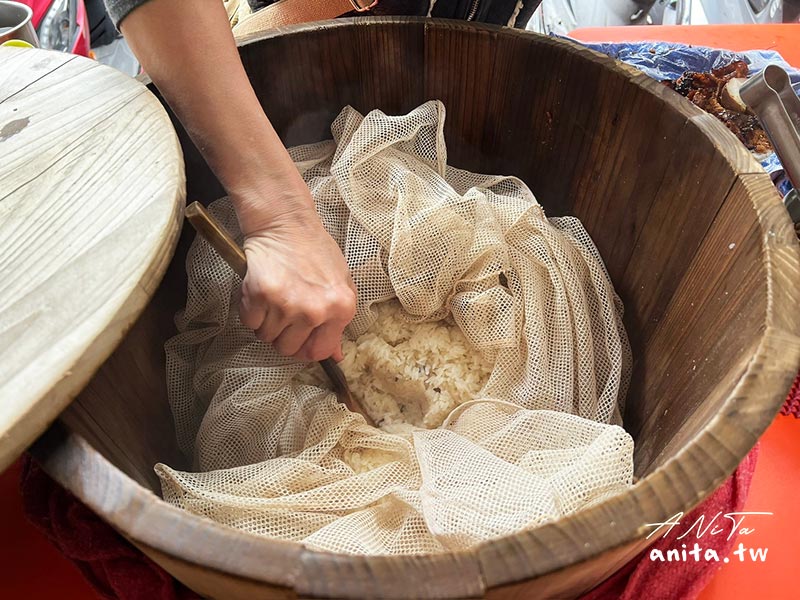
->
[243, 277, 273, 303]
[295, 348, 314, 363]
[238, 304, 261, 330]
[256, 324, 278, 344]
[273, 338, 292, 357]
[326, 287, 357, 320]
[311, 346, 333, 362]
[343, 293, 357, 318]
[276, 331, 308, 358]
[304, 340, 330, 363]
[301, 306, 326, 328]
[272, 294, 296, 320]
[305, 349, 324, 363]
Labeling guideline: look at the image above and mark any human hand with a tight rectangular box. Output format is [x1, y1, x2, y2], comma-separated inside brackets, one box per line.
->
[117, 0, 357, 361]
[236, 193, 356, 363]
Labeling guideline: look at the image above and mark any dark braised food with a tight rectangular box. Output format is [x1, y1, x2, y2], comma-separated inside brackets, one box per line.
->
[663, 61, 773, 154]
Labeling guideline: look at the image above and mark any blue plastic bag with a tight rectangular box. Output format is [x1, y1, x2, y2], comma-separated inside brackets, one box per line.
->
[567, 38, 800, 193]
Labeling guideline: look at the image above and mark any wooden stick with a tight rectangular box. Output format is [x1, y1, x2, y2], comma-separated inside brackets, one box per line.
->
[184, 202, 374, 426]
[185, 202, 247, 279]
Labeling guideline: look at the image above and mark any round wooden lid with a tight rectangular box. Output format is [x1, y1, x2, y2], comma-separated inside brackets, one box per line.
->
[0, 48, 185, 471]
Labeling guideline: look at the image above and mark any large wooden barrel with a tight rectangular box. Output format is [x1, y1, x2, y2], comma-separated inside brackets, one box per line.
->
[31, 17, 800, 599]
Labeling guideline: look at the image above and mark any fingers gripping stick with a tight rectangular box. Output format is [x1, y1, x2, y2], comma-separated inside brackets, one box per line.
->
[184, 202, 374, 426]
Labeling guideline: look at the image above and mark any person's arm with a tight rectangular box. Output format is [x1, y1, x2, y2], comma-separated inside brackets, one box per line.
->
[113, 0, 356, 362]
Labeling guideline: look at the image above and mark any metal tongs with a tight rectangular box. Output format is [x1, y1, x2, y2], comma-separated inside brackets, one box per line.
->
[740, 65, 800, 222]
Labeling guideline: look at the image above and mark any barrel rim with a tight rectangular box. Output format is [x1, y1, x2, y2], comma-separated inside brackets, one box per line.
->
[33, 16, 800, 598]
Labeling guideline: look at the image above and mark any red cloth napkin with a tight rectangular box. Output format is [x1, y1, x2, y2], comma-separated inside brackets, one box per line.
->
[20, 445, 759, 600]
[20, 457, 200, 600]
[782, 373, 800, 418]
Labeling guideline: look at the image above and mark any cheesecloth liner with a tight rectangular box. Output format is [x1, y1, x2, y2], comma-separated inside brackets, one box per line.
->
[156, 101, 635, 555]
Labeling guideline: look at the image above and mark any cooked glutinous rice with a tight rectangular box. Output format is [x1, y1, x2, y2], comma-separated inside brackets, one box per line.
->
[297, 299, 495, 433]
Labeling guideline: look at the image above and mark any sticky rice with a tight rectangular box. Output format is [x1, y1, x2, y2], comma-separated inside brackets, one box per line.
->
[298, 299, 495, 433]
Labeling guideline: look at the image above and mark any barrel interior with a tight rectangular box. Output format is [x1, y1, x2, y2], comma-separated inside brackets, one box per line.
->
[48, 19, 794, 598]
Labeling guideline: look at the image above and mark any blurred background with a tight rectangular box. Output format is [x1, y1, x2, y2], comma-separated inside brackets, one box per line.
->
[528, 0, 800, 34]
[12, 1, 800, 75]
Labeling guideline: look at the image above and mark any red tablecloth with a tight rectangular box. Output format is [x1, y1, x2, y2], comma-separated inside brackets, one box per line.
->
[18, 448, 759, 600]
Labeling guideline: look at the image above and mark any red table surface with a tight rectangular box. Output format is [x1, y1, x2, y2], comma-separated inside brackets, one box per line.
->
[571, 23, 800, 600]
[0, 23, 798, 600]
[571, 24, 800, 66]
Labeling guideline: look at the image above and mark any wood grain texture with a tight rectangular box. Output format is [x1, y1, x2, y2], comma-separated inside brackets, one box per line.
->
[134, 543, 298, 600]
[28, 19, 800, 599]
[31, 425, 304, 588]
[0, 47, 185, 472]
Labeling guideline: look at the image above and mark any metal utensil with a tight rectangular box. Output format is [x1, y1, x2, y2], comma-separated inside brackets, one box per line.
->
[740, 64, 800, 222]
[184, 201, 374, 426]
[0, 1, 39, 47]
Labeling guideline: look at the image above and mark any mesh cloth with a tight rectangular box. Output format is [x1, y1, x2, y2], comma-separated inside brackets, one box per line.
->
[156, 101, 635, 555]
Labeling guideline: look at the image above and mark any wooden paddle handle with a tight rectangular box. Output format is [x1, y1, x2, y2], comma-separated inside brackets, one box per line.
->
[184, 202, 375, 426]
[185, 202, 247, 279]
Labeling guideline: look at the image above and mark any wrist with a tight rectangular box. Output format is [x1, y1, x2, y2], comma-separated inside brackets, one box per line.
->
[231, 174, 318, 235]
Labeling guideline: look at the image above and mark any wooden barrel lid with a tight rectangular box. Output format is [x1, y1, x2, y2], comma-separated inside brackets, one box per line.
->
[0, 47, 185, 471]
